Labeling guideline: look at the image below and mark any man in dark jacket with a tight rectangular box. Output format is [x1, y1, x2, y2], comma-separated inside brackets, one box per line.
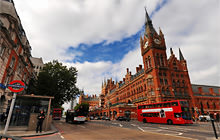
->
[36, 110, 45, 133]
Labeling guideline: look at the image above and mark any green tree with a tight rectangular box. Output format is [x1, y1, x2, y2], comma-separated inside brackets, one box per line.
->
[36, 60, 80, 107]
[74, 103, 89, 116]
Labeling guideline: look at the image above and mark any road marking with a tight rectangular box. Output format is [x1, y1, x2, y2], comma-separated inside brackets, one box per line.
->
[131, 124, 137, 126]
[59, 132, 65, 139]
[79, 125, 86, 128]
[159, 127, 168, 129]
[138, 127, 145, 132]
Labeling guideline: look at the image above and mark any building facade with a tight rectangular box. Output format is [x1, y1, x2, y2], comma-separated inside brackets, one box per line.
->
[30, 57, 44, 77]
[79, 93, 99, 111]
[89, 10, 220, 120]
[0, 0, 34, 114]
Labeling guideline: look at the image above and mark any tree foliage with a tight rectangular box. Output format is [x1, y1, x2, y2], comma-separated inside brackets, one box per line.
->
[35, 60, 80, 107]
[74, 103, 89, 116]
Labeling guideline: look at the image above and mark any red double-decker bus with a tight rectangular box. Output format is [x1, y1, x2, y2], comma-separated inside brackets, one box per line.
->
[53, 108, 62, 120]
[137, 100, 193, 125]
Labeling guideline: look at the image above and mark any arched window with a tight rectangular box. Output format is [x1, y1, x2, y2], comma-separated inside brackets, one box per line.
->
[165, 79, 168, 85]
[200, 102, 204, 114]
[172, 80, 176, 87]
[160, 54, 164, 66]
[213, 102, 216, 109]
[156, 54, 160, 66]
[207, 102, 210, 109]
[148, 56, 152, 68]
[162, 88, 165, 94]
[177, 80, 180, 87]
[145, 58, 148, 69]
[166, 88, 170, 95]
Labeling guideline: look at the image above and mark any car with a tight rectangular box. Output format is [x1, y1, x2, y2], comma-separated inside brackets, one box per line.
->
[94, 116, 101, 120]
[199, 115, 211, 122]
[90, 116, 94, 120]
[102, 116, 110, 121]
[116, 116, 130, 121]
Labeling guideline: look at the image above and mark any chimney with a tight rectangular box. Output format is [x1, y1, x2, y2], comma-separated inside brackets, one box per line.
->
[136, 67, 139, 72]
[139, 65, 142, 69]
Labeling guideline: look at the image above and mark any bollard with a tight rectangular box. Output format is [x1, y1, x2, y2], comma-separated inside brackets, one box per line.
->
[211, 119, 218, 139]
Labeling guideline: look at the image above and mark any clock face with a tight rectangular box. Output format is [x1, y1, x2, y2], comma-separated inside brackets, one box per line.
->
[144, 41, 148, 49]
[154, 38, 161, 44]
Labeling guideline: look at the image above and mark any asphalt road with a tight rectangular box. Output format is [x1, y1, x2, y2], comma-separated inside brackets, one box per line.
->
[26, 120, 220, 140]
[89, 120, 220, 140]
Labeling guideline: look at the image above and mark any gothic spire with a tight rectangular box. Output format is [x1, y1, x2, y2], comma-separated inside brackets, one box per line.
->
[179, 48, 185, 60]
[170, 48, 174, 55]
[144, 7, 157, 36]
[145, 7, 152, 26]
[159, 27, 163, 36]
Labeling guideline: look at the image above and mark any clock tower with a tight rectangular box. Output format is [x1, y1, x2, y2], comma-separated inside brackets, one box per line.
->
[140, 9, 169, 103]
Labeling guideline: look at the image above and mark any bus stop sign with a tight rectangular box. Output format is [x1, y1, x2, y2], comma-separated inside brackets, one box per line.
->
[7, 80, 25, 93]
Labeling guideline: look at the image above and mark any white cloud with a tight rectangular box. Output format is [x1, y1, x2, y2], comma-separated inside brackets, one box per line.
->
[14, 0, 158, 61]
[12, 0, 220, 109]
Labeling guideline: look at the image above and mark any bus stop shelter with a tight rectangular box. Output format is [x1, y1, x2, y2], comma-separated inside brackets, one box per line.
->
[5, 94, 54, 131]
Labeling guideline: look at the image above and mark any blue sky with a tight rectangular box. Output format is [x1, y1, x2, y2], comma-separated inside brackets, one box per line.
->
[65, 0, 169, 64]
[67, 27, 143, 63]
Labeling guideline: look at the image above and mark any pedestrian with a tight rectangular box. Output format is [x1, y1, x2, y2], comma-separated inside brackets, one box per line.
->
[36, 110, 45, 133]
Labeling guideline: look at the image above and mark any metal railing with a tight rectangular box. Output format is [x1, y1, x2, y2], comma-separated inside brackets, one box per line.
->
[0, 134, 23, 140]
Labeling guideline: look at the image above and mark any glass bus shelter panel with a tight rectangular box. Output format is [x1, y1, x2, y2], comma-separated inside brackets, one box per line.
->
[7, 96, 49, 126]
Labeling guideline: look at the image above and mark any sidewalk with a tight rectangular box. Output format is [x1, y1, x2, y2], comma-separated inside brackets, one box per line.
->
[0, 123, 59, 138]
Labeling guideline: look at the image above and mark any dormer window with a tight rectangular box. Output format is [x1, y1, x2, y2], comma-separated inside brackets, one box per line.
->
[0, 45, 6, 57]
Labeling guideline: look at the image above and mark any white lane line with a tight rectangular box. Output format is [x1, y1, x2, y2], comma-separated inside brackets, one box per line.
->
[79, 125, 86, 128]
[178, 133, 183, 135]
[58, 132, 65, 139]
[138, 127, 145, 132]
[159, 127, 168, 129]
[131, 124, 137, 126]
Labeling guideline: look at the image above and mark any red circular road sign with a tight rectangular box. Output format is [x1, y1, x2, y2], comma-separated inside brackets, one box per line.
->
[8, 80, 25, 93]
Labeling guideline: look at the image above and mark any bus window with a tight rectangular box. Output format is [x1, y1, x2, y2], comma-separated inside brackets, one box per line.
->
[171, 102, 178, 106]
[138, 106, 142, 109]
[164, 103, 171, 107]
[153, 113, 159, 117]
[158, 104, 162, 107]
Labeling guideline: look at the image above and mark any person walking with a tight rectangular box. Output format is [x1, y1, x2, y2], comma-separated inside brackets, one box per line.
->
[36, 110, 45, 133]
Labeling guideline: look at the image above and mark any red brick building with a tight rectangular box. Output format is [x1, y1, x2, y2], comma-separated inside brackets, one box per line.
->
[89, 10, 220, 120]
[79, 93, 99, 111]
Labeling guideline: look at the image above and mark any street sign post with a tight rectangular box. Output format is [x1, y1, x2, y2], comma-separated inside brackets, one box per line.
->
[3, 80, 25, 135]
